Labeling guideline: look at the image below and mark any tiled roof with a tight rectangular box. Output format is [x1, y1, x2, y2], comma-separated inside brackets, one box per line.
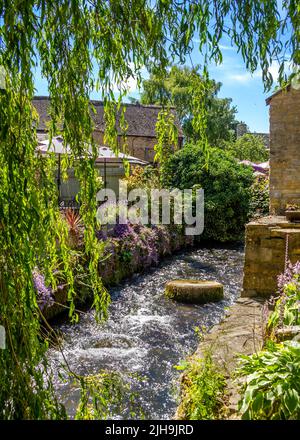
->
[33, 96, 183, 138]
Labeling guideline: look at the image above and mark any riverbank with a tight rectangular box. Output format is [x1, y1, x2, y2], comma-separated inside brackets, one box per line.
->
[44, 224, 196, 320]
[175, 297, 266, 419]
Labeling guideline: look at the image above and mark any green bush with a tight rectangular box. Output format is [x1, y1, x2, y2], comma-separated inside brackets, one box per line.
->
[224, 133, 269, 163]
[176, 351, 227, 420]
[237, 341, 300, 420]
[123, 165, 160, 192]
[161, 144, 253, 242]
[249, 174, 269, 219]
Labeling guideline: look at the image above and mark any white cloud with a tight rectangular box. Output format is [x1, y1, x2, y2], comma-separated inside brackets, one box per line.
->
[226, 60, 291, 85]
[215, 56, 293, 88]
[229, 70, 261, 83]
[112, 63, 148, 95]
[192, 40, 234, 51]
[219, 44, 235, 51]
[268, 62, 280, 82]
[113, 75, 138, 94]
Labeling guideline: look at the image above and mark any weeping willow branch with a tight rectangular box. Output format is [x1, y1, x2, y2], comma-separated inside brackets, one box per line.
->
[0, 0, 298, 420]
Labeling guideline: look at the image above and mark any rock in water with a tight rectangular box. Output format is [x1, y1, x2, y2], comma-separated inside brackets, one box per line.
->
[165, 279, 224, 304]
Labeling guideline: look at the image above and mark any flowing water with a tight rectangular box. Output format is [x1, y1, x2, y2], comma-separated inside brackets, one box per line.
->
[49, 244, 244, 419]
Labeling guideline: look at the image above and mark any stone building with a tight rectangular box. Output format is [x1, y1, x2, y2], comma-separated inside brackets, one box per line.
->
[243, 86, 300, 297]
[236, 122, 270, 149]
[33, 96, 183, 163]
[267, 86, 300, 214]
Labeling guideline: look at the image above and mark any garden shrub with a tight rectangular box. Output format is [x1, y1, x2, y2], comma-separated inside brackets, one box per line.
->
[123, 165, 160, 192]
[161, 144, 254, 242]
[176, 350, 227, 420]
[248, 174, 269, 219]
[96, 223, 194, 285]
[268, 261, 300, 330]
[237, 341, 300, 420]
[33, 270, 54, 310]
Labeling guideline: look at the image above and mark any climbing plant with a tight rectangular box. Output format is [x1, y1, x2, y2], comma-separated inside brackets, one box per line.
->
[0, 0, 298, 420]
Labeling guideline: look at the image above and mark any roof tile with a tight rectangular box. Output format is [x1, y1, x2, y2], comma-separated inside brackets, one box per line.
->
[33, 96, 183, 138]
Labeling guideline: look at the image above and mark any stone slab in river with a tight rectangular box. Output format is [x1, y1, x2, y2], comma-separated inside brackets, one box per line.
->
[165, 279, 224, 304]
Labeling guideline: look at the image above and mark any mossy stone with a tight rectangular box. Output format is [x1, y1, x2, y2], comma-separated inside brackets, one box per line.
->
[165, 279, 224, 304]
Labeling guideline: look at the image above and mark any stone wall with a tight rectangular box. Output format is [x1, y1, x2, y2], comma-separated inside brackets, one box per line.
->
[242, 216, 300, 297]
[93, 130, 183, 163]
[269, 88, 300, 214]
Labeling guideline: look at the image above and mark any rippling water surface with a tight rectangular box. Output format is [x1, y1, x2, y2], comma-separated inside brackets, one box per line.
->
[49, 244, 244, 419]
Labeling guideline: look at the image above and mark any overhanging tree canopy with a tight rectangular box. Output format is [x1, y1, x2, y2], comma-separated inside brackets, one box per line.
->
[140, 65, 238, 145]
[0, 0, 299, 419]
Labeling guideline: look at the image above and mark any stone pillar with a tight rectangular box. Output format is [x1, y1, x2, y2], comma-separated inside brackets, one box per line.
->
[242, 216, 300, 297]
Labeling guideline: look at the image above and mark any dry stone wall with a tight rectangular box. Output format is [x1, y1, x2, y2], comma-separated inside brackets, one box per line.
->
[242, 216, 300, 297]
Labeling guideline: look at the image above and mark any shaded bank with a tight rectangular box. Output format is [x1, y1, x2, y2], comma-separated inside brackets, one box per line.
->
[176, 297, 265, 419]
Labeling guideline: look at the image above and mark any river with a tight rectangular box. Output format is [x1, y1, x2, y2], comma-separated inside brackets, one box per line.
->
[49, 244, 244, 419]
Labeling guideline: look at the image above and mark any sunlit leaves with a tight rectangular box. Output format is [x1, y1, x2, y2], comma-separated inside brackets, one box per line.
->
[0, 0, 299, 420]
[154, 108, 178, 164]
[237, 341, 300, 420]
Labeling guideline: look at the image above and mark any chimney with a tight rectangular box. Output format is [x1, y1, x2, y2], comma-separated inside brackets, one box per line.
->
[236, 122, 248, 138]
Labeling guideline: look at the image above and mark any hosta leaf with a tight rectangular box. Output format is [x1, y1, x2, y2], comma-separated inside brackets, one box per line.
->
[251, 393, 264, 413]
[283, 389, 299, 415]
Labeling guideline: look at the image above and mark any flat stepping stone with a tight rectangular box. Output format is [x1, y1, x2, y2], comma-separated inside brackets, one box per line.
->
[165, 279, 224, 304]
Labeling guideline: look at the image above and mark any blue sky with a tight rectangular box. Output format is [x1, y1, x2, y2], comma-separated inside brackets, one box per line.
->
[188, 41, 279, 133]
[33, 41, 280, 134]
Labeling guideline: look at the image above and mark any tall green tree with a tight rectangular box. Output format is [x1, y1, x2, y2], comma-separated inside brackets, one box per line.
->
[140, 65, 238, 145]
[225, 133, 269, 163]
[0, 0, 298, 419]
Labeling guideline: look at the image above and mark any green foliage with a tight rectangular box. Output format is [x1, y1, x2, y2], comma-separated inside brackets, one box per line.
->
[268, 271, 300, 331]
[176, 351, 226, 420]
[154, 108, 178, 164]
[123, 165, 160, 193]
[237, 341, 300, 420]
[249, 175, 269, 219]
[119, 249, 132, 263]
[75, 371, 140, 420]
[225, 134, 269, 163]
[140, 65, 237, 146]
[237, 262, 300, 420]
[0, 0, 297, 420]
[161, 144, 253, 242]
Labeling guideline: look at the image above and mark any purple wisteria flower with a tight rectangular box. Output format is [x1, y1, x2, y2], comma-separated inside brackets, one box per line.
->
[95, 228, 108, 241]
[33, 270, 54, 311]
[112, 222, 134, 238]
